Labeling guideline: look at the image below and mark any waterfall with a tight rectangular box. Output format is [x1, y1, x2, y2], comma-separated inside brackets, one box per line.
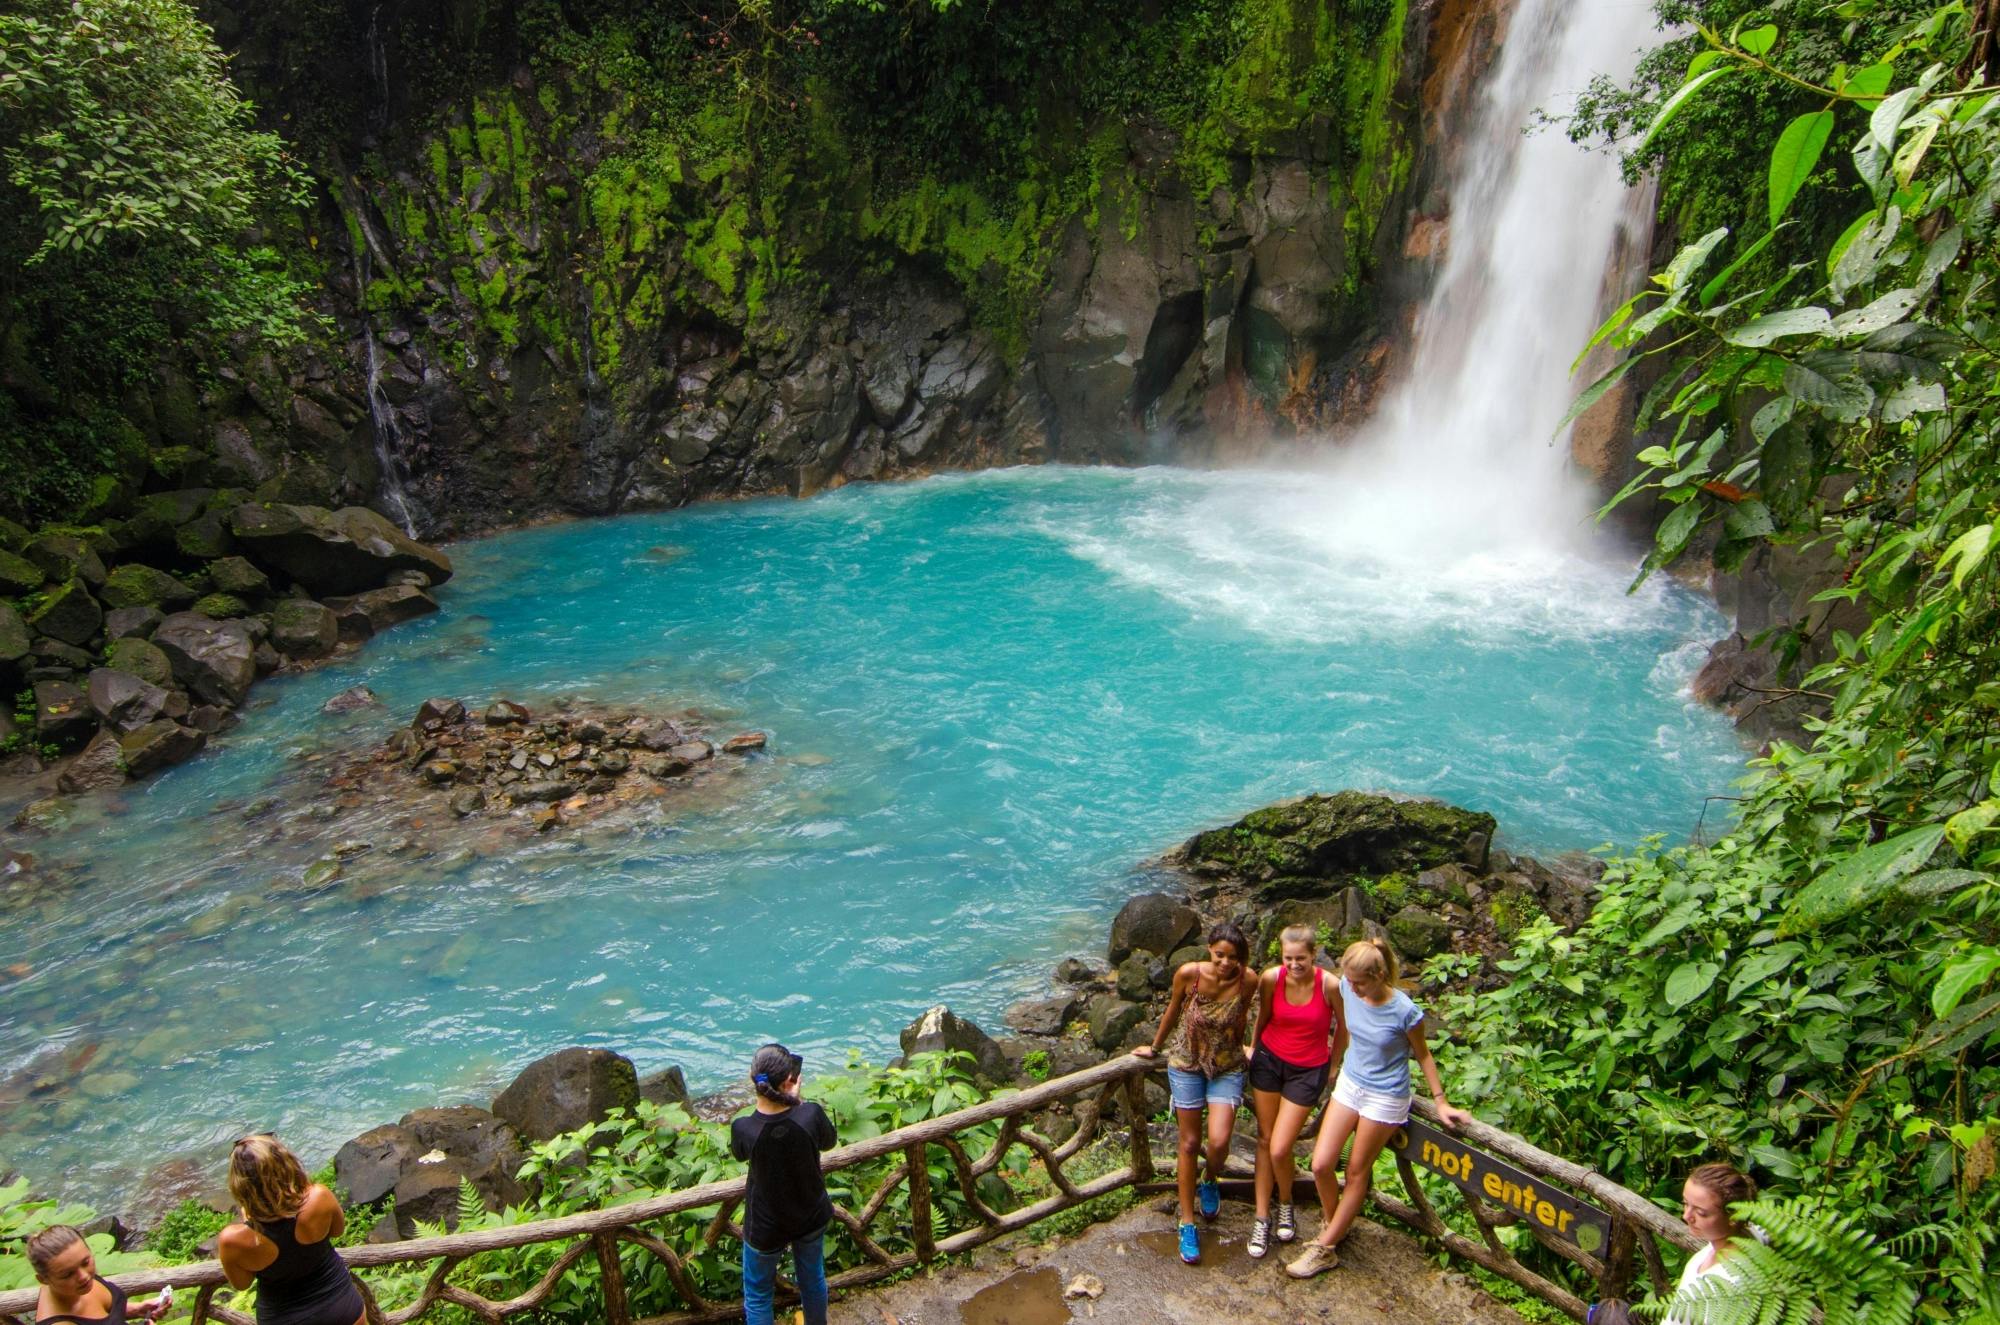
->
[365, 5, 391, 135]
[1309, 0, 1655, 567]
[351, 240, 422, 536]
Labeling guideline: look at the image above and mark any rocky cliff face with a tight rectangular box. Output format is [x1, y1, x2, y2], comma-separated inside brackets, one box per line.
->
[131, 0, 1517, 538]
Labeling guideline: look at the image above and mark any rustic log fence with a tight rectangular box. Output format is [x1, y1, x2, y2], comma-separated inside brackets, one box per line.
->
[1, 1058, 1696, 1324]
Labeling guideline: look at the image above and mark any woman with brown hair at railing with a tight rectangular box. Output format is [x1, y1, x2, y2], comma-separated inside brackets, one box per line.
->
[1286, 937, 1472, 1280]
[1131, 920, 1258, 1267]
[25, 1227, 169, 1325]
[215, 1134, 365, 1325]
[731, 1043, 838, 1325]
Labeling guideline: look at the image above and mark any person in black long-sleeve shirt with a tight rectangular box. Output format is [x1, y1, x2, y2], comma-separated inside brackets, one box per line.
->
[730, 1043, 838, 1325]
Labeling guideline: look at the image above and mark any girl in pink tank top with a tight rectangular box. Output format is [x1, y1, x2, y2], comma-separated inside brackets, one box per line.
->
[1244, 926, 1346, 1259]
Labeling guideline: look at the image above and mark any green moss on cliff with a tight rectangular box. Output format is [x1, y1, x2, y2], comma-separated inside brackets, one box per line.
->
[332, 0, 1417, 406]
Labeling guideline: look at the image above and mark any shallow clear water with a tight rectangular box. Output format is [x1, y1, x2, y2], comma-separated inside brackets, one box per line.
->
[0, 466, 1743, 1202]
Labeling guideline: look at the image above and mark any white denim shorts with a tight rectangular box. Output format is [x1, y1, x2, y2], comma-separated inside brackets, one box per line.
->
[1332, 1071, 1411, 1125]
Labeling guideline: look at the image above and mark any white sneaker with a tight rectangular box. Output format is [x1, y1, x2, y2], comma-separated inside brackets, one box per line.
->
[1285, 1241, 1339, 1279]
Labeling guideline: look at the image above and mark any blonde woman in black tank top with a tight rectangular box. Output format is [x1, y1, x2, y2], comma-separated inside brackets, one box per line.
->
[216, 1135, 365, 1325]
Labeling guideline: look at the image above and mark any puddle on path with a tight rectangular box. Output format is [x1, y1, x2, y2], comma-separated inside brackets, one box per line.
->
[959, 1267, 1072, 1325]
[1135, 1227, 1264, 1279]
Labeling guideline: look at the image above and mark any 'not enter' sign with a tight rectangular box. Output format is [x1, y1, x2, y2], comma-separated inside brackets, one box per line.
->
[1388, 1117, 1615, 1256]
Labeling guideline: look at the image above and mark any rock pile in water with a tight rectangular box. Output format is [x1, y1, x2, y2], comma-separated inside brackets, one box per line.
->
[1, 502, 454, 804]
[341, 696, 768, 833]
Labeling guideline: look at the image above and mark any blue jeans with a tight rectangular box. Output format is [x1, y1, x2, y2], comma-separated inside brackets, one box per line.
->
[1167, 1065, 1247, 1110]
[742, 1225, 827, 1325]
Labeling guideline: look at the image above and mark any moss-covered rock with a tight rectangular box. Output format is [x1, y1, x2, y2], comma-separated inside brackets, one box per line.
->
[1386, 905, 1453, 960]
[207, 556, 272, 597]
[105, 637, 174, 689]
[174, 512, 235, 560]
[26, 579, 103, 646]
[100, 563, 197, 610]
[1486, 880, 1544, 941]
[24, 532, 107, 587]
[191, 592, 251, 620]
[0, 600, 29, 663]
[0, 548, 41, 595]
[269, 598, 338, 659]
[1173, 791, 1496, 900]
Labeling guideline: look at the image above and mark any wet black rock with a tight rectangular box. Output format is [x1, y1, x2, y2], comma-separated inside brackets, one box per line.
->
[153, 613, 256, 707]
[638, 1066, 690, 1109]
[32, 679, 93, 741]
[269, 599, 338, 658]
[87, 668, 171, 733]
[1106, 893, 1199, 966]
[324, 584, 438, 640]
[899, 1005, 1008, 1082]
[229, 503, 454, 595]
[1003, 993, 1083, 1037]
[118, 720, 207, 776]
[56, 729, 126, 793]
[27, 580, 103, 646]
[322, 685, 380, 714]
[1085, 995, 1146, 1052]
[103, 606, 165, 641]
[491, 1047, 639, 1144]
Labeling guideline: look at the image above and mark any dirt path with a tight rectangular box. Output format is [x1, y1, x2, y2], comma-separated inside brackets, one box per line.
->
[831, 1195, 1529, 1325]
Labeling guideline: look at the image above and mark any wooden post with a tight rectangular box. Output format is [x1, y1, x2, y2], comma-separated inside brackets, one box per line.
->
[906, 1141, 937, 1262]
[1124, 1074, 1154, 1183]
[594, 1231, 632, 1325]
[1603, 1218, 1638, 1302]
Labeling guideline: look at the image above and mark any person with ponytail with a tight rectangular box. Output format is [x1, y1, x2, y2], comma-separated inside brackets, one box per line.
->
[729, 1043, 837, 1325]
[1663, 1163, 1760, 1322]
[1244, 924, 1345, 1260]
[1285, 938, 1471, 1279]
[216, 1134, 365, 1325]
[27, 1226, 169, 1324]
[1132, 920, 1258, 1266]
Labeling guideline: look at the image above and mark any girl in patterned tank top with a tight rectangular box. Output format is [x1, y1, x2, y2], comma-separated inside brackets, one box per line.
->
[1132, 920, 1257, 1266]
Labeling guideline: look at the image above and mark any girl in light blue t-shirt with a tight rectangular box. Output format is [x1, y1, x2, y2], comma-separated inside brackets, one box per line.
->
[1285, 937, 1472, 1279]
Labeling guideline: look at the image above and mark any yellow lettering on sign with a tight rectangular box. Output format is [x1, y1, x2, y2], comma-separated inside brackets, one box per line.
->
[1558, 1210, 1574, 1234]
[1536, 1200, 1557, 1227]
[1484, 1172, 1505, 1201]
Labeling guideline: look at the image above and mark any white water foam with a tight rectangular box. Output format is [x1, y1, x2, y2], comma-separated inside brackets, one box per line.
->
[1306, 0, 1657, 560]
[1027, 1, 1667, 644]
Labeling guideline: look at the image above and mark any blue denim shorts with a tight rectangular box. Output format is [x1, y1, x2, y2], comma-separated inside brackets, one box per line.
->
[1168, 1066, 1247, 1110]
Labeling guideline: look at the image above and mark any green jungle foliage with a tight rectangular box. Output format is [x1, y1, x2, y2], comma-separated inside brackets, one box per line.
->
[1445, 1, 2000, 1319]
[0, 1176, 156, 1291]
[0, 0, 313, 523]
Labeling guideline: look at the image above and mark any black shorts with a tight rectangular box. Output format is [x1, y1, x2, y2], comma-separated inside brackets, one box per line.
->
[1248, 1043, 1331, 1107]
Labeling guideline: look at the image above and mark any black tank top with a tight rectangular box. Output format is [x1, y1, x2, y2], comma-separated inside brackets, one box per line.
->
[250, 1215, 363, 1325]
[37, 1274, 127, 1325]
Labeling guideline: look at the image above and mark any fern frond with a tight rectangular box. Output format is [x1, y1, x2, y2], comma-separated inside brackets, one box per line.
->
[456, 1177, 485, 1229]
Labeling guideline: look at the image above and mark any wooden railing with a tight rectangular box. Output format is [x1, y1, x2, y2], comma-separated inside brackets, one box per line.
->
[0, 1058, 1698, 1324]
[0, 1056, 1155, 1325]
[1372, 1099, 1702, 1318]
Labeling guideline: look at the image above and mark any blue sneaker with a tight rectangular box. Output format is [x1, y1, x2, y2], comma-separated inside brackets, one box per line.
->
[1178, 1221, 1201, 1264]
[1197, 1178, 1221, 1220]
